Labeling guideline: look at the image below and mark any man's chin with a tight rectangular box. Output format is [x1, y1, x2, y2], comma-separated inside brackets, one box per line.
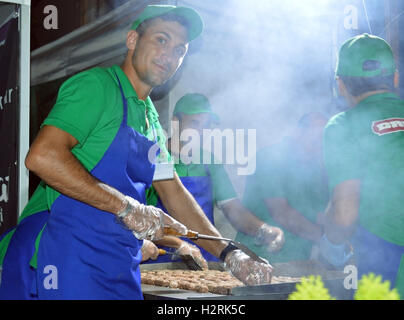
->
[148, 76, 170, 88]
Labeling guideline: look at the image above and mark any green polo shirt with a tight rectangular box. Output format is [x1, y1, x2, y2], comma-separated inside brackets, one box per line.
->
[0, 65, 170, 266]
[146, 150, 237, 208]
[22, 65, 169, 219]
[235, 139, 329, 263]
[324, 92, 404, 246]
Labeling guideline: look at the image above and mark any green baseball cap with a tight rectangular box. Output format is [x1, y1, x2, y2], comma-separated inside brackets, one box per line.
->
[130, 5, 203, 42]
[336, 33, 395, 78]
[173, 93, 220, 124]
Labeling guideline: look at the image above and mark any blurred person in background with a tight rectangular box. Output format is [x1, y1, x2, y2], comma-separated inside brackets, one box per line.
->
[319, 33, 404, 298]
[146, 93, 284, 267]
[235, 112, 330, 264]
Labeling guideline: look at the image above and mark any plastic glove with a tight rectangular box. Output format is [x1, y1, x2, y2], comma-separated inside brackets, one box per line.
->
[224, 249, 273, 285]
[175, 241, 209, 270]
[117, 196, 188, 241]
[140, 240, 159, 262]
[318, 234, 353, 268]
[254, 224, 285, 253]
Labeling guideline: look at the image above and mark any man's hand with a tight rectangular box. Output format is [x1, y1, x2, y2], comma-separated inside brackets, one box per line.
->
[254, 224, 285, 253]
[141, 240, 159, 262]
[152, 174, 229, 257]
[265, 198, 324, 243]
[224, 250, 273, 285]
[175, 241, 208, 270]
[318, 234, 353, 268]
[118, 196, 188, 240]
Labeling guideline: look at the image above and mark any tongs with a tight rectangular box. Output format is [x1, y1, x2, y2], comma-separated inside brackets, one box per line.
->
[164, 227, 273, 269]
[157, 249, 206, 271]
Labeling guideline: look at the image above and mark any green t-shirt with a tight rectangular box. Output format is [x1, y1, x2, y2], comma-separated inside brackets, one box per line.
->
[21, 65, 169, 220]
[146, 150, 237, 208]
[324, 92, 404, 246]
[235, 138, 329, 263]
[0, 65, 170, 267]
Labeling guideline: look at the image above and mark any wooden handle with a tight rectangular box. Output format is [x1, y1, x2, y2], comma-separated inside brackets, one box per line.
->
[158, 249, 167, 255]
[163, 227, 199, 239]
[163, 226, 182, 236]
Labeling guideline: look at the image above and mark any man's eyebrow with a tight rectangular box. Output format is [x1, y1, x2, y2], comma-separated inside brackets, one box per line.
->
[154, 31, 171, 39]
[154, 31, 188, 47]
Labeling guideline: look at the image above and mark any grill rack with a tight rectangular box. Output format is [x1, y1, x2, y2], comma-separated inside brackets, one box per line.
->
[140, 260, 353, 300]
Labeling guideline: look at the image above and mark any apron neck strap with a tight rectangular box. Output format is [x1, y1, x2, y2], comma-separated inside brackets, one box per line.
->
[114, 72, 128, 126]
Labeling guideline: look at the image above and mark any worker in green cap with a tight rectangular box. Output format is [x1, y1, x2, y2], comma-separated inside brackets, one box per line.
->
[319, 33, 404, 298]
[0, 5, 273, 300]
[235, 112, 330, 264]
[145, 93, 284, 265]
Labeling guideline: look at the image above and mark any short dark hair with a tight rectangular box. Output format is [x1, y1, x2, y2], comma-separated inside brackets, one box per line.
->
[339, 74, 395, 97]
[136, 12, 190, 39]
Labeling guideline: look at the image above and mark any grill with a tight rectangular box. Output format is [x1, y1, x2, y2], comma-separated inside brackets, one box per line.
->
[140, 260, 353, 300]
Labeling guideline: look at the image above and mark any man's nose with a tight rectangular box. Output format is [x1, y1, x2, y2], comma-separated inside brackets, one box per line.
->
[163, 46, 182, 64]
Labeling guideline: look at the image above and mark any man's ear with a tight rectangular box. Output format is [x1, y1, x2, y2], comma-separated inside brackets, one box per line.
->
[126, 30, 139, 51]
[336, 77, 347, 97]
[394, 70, 400, 89]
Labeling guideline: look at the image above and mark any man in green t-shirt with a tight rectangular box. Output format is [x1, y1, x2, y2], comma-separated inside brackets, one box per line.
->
[146, 93, 284, 265]
[235, 112, 329, 264]
[319, 33, 404, 298]
[0, 5, 273, 300]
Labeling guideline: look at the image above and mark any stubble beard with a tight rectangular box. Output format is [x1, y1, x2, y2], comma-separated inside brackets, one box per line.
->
[131, 54, 174, 89]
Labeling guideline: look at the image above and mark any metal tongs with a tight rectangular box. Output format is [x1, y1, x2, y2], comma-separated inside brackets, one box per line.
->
[158, 246, 206, 271]
[164, 227, 273, 269]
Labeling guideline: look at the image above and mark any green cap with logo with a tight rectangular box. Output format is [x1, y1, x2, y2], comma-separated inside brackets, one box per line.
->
[131, 5, 203, 42]
[173, 93, 220, 124]
[336, 33, 396, 78]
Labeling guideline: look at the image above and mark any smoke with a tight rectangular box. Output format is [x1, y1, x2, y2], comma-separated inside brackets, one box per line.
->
[165, 1, 362, 244]
[174, 0, 343, 151]
[166, 0, 350, 204]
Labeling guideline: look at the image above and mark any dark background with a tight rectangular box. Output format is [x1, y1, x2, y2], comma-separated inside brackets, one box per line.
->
[0, 17, 19, 234]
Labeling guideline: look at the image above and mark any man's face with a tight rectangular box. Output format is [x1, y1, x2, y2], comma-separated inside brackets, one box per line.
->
[132, 18, 189, 88]
[179, 113, 212, 134]
[178, 113, 212, 147]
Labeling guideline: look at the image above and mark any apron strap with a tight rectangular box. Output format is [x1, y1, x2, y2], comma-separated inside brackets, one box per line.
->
[114, 72, 128, 127]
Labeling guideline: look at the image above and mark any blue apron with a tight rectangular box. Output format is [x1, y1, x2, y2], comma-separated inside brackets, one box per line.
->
[352, 226, 404, 298]
[0, 211, 48, 299]
[34, 74, 157, 300]
[147, 166, 219, 263]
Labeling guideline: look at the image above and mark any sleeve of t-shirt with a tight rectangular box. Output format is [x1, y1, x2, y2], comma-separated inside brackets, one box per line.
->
[323, 114, 362, 193]
[42, 71, 106, 146]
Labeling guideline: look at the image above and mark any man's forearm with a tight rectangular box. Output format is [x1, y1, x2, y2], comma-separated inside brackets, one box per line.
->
[153, 236, 183, 249]
[153, 176, 228, 258]
[222, 199, 264, 236]
[26, 127, 125, 215]
[323, 203, 357, 244]
[324, 180, 361, 243]
[264, 198, 322, 242]
[277, 208, 323, 242]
